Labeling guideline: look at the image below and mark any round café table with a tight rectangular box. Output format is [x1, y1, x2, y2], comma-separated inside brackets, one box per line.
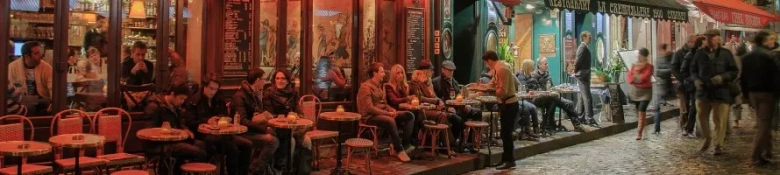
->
[198, 124, 247, 175]
[318, 112, 360, 175]
[136, 128, 189, 175]
[269, 118, 314, 174]
[0, 141, 52, 175]
[49, 133, 106, 175]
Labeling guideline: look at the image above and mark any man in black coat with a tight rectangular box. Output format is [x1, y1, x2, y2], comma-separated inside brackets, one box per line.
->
[231, 68, 279, 173]
[574, 31, 596, 126]
[672, 35, 695, 132]
[740, 30, 780, 166]
[432, 60, 483, 151]
[186, 76, 252, 175]
[690, 29, 739, 155]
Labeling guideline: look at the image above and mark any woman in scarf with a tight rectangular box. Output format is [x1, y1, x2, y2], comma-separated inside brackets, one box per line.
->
[627, 48, 654, 140]
[263, 69, 312, 174]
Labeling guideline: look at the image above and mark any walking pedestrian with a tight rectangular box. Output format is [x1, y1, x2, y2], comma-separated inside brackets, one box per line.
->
[628, 48, 653, 140]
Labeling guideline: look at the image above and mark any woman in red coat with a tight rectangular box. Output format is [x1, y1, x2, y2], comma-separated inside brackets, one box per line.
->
[627, 48, 654, 140]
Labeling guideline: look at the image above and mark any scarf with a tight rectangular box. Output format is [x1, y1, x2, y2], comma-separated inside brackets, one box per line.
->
[269, 85, 296, 109]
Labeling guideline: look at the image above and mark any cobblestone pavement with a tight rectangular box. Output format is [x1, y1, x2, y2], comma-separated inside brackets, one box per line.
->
[467, 112, 780, 175]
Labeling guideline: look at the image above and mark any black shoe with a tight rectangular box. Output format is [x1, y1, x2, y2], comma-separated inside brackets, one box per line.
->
[753, 159, 771, 167]
[495, 162, 516, 170]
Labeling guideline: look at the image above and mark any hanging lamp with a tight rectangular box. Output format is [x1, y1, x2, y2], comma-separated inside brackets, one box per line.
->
[128, 0, 146, 19]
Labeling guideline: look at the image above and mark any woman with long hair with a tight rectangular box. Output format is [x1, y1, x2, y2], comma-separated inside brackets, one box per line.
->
[410, 69, 462, 148]
[628, 48, 654, 140]
[385, 64, 419, 148]
[263, 68, 313, 173]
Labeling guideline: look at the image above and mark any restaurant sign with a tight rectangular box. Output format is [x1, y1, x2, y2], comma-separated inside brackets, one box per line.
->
[696, 3, 773, 28]
[544, 0, 688, 22]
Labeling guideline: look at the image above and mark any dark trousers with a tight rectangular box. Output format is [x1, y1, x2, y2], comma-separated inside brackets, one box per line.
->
[576, 79, 595, 123]
[750, 92, 776, 162]
[516, 101, 538, 129]
[500, 102, 519, 162]
[200, 135, 253, 175]
[150, 140, 208, 175]
[684, 91, 698, 134]
[241, 133, 279, 173]
[366, 111, 415, 152]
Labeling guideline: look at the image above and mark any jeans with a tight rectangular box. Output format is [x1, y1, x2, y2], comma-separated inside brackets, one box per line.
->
[684, 92, 698, 134]
[516, 101, 538, 129]
[750, 92, 775, 162]
[241, 133, 279, 173]
[576, 79, 595, 123]
[696, 99, 729, 149]
[366, 111, 415, 152]
[500, 102, 519, 162]
[199, 135, 252, 175]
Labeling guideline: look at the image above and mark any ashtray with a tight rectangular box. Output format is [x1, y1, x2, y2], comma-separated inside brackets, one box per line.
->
[71, 135, 84, 141]
[17, 143, 29, 149]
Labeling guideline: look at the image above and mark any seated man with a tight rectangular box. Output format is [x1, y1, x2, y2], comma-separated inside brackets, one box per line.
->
[144, 85, 208, 175]
[357, 62, 415, 162]
[121, 41, 154, 85]
[232, 68, 279, 174]
[432, 61, 487, 145]
[412, 62, 461, 147]
[185, 73, 252, 175]
[527, 57, 582, 131]
[8, 41, 52, 115]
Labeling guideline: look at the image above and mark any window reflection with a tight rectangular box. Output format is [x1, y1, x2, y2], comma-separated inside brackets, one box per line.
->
[258, 0, 278, 67]
[66, 0, 110, 112]
[8, 1, 56, 116]
[121, 0, 158, 112]
[312, 1, 354, 101]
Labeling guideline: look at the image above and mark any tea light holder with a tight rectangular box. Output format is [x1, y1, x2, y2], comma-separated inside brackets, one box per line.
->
[456, 94, 464, 102]
[336, 105, 345, 112]
[411, 97, 420, 106]
[287, 112, 298, 123]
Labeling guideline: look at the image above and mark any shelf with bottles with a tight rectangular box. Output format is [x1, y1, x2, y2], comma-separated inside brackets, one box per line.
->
[10, 25, 54, 40]
[10, 12, 55, 24]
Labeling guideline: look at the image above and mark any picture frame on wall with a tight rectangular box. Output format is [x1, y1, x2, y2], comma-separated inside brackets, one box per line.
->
[539, 34, 556, 57]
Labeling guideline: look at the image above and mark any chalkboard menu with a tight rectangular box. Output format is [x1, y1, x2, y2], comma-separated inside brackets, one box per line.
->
[607, 83, 625, 123]
[405, 8, 424, 73]
[223, 0, 254, 77]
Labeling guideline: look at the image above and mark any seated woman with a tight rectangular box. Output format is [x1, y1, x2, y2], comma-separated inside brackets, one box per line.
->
[232, 68, 279, 174]
[313, 53, 349, 101]
[409, 69, 462, 147]
[522, 57, 583, 132]
[385, 64, 419, 147]
[263, 69, 312, 173]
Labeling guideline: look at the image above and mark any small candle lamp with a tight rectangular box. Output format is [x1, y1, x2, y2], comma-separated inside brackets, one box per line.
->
[336, 105, 345, 112]
[287, 112, 298, 123]
[411, 97, 420, 106]
[217, 117, 230, 128]
[102, 85, 107, 93]
[456, 94, 464, 102]
[161, 121, 172, 134]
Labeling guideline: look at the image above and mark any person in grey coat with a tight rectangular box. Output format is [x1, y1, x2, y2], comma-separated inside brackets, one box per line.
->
[575, 31, 597, 127]
[690, 30, 739, 156]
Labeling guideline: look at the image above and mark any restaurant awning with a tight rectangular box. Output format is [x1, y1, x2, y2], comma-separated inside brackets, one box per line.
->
[543, 0, 689, 22]
[692, 0, 779, 28]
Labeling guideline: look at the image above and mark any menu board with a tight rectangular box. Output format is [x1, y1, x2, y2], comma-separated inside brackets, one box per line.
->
[405, 8, 424, 73]
[223, 0, 254, 77]
[607, 83, 625, 123]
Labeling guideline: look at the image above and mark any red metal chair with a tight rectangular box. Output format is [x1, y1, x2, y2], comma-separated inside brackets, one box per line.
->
[0, 115, 52, 175]
[299, 95, 338, 170]
[50, 109, 106, 174]
[94, 107, 146, 173]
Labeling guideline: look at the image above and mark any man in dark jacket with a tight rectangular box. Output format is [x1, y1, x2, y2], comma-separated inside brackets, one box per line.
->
[121, 41, 154, 85]
[740, 30, 779, 166]
[432, 60, 483, 151]
[83, 16, 107, 56]
[144, 85, 207, 175]
[673, 35, 695, 132]
[231, 68, 279, 173]
[575, 31, 597, 126]
[530, 57, 582, 131]
[680, 36, 706, 136]
[186, 76, 252, 175]
[690, 30, 739, 155]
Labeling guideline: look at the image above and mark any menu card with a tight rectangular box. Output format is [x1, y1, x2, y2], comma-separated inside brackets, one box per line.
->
[223, 0, 254, 77]
[405, 8, 425, 74]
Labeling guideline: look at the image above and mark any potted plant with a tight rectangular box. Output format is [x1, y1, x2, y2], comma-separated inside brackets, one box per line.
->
[496, 39, 515, 70]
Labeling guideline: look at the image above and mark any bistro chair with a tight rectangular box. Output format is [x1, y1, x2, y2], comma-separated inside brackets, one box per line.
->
[94, 107, 146, 173]
[299, 95, 338, 170]
[180, 162, 217, 175]
[121, 83, 155, 112]
[357, 120, 395, 158]
[50, 109, 106, 175]
[0, 115, 53, 175]
[344, 138, 373, 174]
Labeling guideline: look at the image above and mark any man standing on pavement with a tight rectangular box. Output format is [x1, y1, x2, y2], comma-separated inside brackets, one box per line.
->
[740, 30, 779, 166]
[690, 29, 739, 155]
[482, 51, 519, 170]
[575, 31, 597, 127]
[672, 35, 695, 132]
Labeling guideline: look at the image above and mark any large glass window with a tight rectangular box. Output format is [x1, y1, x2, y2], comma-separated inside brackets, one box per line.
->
[120, 0, 160, 112]
[66, 0, 111, 112]
[311, 0, 353, 102]
[359, 0, 376, 83]
[287, 0, 302, 83]
[8, 0, 57, 116]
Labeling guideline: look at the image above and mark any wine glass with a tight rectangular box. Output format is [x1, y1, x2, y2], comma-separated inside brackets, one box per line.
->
[448, 89, 456, 100]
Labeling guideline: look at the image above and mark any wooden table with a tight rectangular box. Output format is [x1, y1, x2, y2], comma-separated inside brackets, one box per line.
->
[198, 124, 248, 175]
[49, 134, 106, 175]
[318, 112, 360, 175]
[0, 141, 52, 175]
[268, 118, 314, 174]
[136, 128, 189, 175]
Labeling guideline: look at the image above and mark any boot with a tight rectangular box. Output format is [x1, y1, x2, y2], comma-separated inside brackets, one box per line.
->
[636, 112, 646, 140]
[523, 127, 539, 141]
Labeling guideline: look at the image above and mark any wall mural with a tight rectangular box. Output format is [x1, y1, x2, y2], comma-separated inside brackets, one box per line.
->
[380, 1, 397, 64]
[287, 0, 302, 67]
[312, 1, 352, 68]
[360, 0, 377, 82]
[257, 0, 278, 66]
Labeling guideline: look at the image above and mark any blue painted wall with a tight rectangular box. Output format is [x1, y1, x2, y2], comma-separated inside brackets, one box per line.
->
[532, 9, 562, 85]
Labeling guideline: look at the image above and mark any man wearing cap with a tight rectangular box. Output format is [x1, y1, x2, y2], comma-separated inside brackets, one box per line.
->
[433, 60, 483, 151]
[691, 29, 739, 155]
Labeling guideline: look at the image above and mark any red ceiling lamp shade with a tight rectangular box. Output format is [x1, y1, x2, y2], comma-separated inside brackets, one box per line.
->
[693, 0, 780, 28]
[493, 0, 521, 7]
